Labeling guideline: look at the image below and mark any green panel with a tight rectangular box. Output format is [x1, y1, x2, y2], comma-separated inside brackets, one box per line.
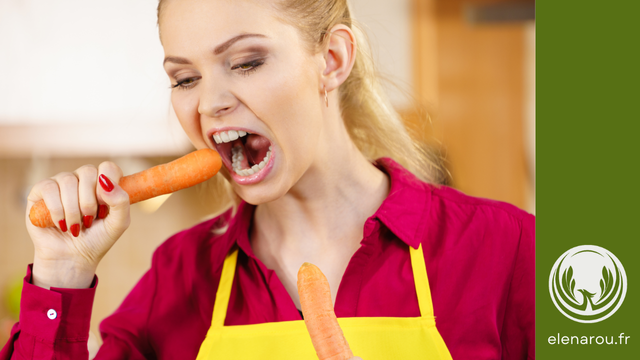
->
[537, 0, 640, 359]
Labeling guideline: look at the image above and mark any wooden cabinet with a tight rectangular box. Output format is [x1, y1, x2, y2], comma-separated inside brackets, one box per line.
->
[409, 0, 535, 211]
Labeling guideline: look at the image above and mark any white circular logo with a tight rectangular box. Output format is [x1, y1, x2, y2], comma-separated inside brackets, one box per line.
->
[549, 245, 627, 323]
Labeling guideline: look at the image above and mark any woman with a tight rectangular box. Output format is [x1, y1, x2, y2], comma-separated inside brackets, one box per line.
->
[1, 0, 534, 359]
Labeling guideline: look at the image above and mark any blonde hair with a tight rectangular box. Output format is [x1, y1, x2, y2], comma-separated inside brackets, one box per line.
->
[158, 0, 446, 216]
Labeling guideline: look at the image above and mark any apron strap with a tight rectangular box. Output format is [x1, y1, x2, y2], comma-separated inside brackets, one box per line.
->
[211, 247, 239, 328]
[210, 245, 433, 325]
[409, 244, 434, 318]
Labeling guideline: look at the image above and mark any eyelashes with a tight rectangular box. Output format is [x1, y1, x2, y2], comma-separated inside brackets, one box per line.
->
[171, 58, 266, 90]
[171, 77, 199, 89]
[231, 59, 265, 76]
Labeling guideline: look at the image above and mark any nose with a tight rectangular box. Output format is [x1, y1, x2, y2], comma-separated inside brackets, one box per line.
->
[198, 78, 237, 118]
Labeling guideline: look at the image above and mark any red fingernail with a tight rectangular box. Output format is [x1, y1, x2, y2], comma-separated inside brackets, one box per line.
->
[99, 174, 114, 192]
[70, 224, 80, 237]
[83, 215, 94, 228]
[58, 219, 68, 232]
[98, 204, 109, 219]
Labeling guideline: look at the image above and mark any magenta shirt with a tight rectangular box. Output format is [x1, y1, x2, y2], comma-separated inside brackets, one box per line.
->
[1, 158, 535, 360]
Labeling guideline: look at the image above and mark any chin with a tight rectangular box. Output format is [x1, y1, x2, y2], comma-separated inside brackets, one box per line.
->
[231, 180, 287, 206]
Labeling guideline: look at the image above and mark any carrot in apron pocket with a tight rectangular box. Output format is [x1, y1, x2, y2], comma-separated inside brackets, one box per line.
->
[298, 262, 354, 360]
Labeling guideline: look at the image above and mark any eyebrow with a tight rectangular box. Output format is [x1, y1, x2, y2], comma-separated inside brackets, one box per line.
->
[163, 33, 267, 66]
[214, 33, 267, 55]
[163, 56, 191, 66]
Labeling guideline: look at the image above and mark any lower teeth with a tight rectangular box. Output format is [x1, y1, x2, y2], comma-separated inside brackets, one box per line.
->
[232, 146, 272, 176]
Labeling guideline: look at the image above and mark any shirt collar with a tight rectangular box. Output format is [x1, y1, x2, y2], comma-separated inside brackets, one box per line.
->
[223, 157, 432, 253]
[226, 201, 256, 259]
[370, 158, 432, 249]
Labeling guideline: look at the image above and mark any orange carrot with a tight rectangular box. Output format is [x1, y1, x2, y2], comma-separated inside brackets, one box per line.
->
[298, 262, 354, 360]
[29, 149, 222, 228]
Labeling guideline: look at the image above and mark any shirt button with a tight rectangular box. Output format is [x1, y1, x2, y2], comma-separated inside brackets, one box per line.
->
[47, 309, 57, 320]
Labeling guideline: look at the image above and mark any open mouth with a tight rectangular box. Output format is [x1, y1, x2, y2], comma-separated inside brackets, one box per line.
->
[211, 129, 273, 178]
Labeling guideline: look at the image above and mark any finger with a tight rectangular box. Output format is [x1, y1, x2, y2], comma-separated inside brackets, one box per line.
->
[51, 172, 82, 237]
[27, 179, 66, 232]
[96, 161, 130, 237]
[73, 165, 98, 229]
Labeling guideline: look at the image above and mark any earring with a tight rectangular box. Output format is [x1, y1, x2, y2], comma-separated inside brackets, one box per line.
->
[324, 87, 329, 108]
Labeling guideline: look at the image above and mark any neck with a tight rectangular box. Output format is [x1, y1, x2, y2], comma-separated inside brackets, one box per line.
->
[252, 109, 389, 258]
[249, 105, 389, 308]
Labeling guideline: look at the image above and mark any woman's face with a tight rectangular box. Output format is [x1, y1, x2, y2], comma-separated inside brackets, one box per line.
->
[160, 0, 326, 204]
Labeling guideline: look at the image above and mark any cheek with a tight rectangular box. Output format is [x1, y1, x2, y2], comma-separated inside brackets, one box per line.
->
[278, 75, 322, 166]
[255, 62, 321, 159]
[172, 91, 207, 148]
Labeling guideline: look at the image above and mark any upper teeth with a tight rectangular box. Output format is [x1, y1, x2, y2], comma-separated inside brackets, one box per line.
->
[213, 130, 248, 144]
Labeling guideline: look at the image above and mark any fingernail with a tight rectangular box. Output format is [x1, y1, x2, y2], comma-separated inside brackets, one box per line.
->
[83, 215, 94, 228]
[98, 204, 109, 219]
[58, 219, 68, 232]
[70, 224, 80, 237]
[99, 174, 114, 192]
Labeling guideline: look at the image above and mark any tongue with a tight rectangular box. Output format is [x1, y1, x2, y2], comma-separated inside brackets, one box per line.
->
[245, 134, 270, 166]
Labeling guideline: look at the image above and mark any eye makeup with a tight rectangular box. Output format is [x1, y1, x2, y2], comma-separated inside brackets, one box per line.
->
[168, 44, 271, 89]
[172, 77, 200, 89]
[231, 58, 266, 76]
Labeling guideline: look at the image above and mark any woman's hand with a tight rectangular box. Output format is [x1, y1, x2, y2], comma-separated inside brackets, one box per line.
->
[26, 161, 131, 289]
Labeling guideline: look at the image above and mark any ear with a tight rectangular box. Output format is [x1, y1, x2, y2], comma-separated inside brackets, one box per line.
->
[320, 24, 356, 93]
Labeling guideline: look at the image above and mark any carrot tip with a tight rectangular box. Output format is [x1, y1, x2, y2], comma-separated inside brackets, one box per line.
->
[297, 262, 354, 360]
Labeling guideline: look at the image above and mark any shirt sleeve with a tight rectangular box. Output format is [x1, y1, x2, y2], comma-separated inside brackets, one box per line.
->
[501, 213, 536, 360]
[0, 265, 96, 360]
[94, 250, 159, 360]
[1, 254, 159, 360]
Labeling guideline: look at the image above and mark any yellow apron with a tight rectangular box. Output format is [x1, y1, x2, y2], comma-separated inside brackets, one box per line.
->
[196, 244, 452, 359]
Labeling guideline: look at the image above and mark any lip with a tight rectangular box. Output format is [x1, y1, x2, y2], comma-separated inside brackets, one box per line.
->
[230, 146, 275, 185]
[206, 126, 275, 185]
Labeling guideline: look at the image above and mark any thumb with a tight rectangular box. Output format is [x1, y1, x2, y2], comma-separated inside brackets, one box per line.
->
[96, 162, 130, 237]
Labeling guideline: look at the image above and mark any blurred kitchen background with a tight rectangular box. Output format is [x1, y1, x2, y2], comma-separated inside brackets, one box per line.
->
[0, 0, 535, 353]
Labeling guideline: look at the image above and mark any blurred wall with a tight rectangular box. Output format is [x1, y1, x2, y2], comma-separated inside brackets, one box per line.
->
[350, 0, 414, 108]
[0, 0, 192, 157]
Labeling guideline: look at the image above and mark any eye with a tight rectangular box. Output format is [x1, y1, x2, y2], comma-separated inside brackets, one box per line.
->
[237, 63, 254, 70]
[171, 77, 200, 89]
[231, 59, 265, 75]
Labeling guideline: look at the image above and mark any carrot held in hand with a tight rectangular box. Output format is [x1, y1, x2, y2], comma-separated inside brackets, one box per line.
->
[29, 149, 222, 228]
[298, 262, 354, 360]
